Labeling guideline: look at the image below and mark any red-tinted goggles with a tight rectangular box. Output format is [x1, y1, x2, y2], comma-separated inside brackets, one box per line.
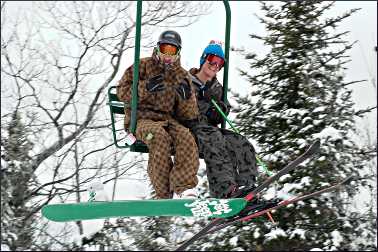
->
[206, 54, 225, 69]
[159, 43, 179, 56]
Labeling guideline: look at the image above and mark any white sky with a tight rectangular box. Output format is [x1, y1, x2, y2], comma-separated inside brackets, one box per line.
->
[2, 1, 377, 238]
[176, 1, 377, 107]
[172, 1, 377, 139]
[3, 1, 376, 123]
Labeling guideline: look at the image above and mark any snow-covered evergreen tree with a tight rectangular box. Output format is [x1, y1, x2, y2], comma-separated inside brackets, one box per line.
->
[70, 218, 138, 251]
[206, 1, 376, 250]
[1, 112, 38, 250]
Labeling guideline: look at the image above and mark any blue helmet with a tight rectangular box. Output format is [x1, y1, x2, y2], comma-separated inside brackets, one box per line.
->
[200, 41, 225, 66]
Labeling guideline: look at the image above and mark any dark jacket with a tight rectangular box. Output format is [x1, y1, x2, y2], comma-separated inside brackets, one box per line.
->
[189, 68, 230, 126]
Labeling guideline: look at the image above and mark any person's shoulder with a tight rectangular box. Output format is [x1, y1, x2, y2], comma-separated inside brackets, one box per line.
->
[188, 68, 203, 86]
[177, 65, 191, 76]
[140, 57, 153, 64]
[127, 57, 150, 68]
[124, 58, 149, 76]
[177, 64, 189, 72]
[212, 77, 223, 87]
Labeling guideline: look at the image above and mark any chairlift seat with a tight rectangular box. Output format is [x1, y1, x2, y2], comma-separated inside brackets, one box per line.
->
[107, 86, 149, 153]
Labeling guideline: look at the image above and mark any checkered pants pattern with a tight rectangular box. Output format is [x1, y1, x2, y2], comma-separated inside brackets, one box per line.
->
[136, 119, 199, 199]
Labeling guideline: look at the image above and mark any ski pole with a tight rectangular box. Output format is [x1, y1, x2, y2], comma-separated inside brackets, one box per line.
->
[210, 99, 240, 134]
[210, 99, 273, 176]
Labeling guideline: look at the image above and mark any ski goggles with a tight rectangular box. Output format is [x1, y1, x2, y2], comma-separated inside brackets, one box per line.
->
[206, 54, 225, 69]
[158, 43, 179, 56]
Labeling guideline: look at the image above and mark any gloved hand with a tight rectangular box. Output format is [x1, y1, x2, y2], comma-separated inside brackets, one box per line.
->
[146, 74, 165, 93]
[218, 100, 230, 115]
[175, 79, 192, 100]
[206, 100, 230, 125]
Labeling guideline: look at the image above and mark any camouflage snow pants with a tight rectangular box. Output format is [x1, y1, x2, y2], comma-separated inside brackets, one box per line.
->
[136, 119, 199, 199]
[192, 125, 258, 198]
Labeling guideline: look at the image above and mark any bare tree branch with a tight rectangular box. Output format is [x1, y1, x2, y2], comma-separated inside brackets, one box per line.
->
[354, 106, 377, 117]
[1, 1, 210, 249]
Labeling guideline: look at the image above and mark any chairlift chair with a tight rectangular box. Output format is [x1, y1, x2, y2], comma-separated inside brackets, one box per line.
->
[107, 0, 231, 152]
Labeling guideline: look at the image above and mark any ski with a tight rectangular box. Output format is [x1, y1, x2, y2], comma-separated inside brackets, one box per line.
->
[41, 198, 247, 222]
[174, 140, 320, 251]
[250, 139, 320, 196]
[206, 175, 354, 234]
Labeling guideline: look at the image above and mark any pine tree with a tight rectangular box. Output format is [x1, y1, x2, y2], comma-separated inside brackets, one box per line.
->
[1, 112, 37, 250]
[217, 1, 376, 250]
[73, 218, 138, 251]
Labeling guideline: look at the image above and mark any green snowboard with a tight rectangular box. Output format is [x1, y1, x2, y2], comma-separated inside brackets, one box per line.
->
[42, 198, 248, 222]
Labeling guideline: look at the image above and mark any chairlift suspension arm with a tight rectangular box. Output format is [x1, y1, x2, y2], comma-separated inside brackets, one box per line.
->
[108, 0, 232, 151]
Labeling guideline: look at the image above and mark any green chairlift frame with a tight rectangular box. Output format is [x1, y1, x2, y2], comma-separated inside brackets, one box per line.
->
[107, 0, 231, 152]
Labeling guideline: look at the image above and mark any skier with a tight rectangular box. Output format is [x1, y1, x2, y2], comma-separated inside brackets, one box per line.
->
[117, 30, 200, 199]
[181, 40, 259, 199]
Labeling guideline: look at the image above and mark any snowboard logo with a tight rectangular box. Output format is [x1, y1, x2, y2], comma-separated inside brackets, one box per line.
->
[184, 199, 233, 217]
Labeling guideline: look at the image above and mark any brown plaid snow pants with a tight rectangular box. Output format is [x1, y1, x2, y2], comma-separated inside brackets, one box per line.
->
[136, 119, 199, 199]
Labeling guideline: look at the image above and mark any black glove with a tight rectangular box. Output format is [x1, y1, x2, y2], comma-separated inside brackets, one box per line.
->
[218, 100, 230, 115]
[206, 101, 230, 125]
[175, 79, 192, 100]
[146, 74, 165, 93]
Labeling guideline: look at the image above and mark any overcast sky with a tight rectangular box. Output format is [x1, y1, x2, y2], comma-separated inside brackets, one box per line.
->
[3, 1, 376, 126]
[176, 1, 377, 106]
[172, 1, 377, 138]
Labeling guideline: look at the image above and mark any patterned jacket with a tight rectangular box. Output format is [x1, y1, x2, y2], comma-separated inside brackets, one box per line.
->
[189, 68, 230, 125]
[117, 50, 199, 129]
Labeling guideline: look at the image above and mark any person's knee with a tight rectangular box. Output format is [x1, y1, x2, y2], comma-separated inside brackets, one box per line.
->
[195, 127, 224, 146]
[140, 125, 170, 147]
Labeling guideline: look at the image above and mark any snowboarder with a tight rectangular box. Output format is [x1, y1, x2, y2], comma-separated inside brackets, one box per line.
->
[117, 30, 200, 199]
[181, 40, 259, 199]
